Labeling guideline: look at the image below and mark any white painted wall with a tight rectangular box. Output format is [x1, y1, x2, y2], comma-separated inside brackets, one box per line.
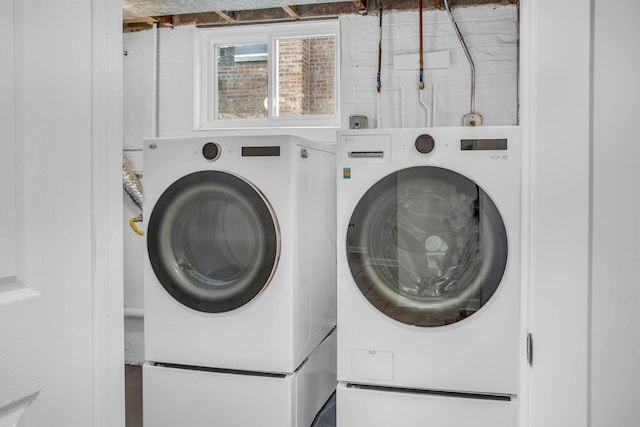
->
[340, 5, 518, 128]
[123, 25, 340, 147]
[591, 1, 640, 425]
[123, 4, 518, 149]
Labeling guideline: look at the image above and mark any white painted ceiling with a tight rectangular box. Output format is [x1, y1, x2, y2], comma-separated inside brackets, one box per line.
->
[123, 0, 348, 19]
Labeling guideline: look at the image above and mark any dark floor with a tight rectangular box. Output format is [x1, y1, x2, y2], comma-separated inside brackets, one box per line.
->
[125, 364, 143, 427]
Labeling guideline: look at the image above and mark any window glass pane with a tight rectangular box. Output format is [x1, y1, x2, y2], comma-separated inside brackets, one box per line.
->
[197, 22, 339, 128]
[216, 43, 268, 119]
[276, 36, 336, 117]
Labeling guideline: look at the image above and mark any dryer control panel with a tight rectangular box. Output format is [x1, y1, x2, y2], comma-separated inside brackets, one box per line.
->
[340, 134, 391, 165]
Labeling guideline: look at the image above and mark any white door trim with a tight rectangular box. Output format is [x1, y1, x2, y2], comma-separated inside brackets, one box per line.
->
[90, 0, 125, 425]
[520, 1, 592, 426]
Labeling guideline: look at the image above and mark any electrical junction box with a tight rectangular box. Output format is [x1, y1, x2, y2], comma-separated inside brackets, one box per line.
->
[349, 115, 368, 129]
[464, 113, 483, 127]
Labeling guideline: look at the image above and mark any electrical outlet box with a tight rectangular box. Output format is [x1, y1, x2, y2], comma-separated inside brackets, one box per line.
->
[463, 113, 483, 127]
[349, 115, 368, 129]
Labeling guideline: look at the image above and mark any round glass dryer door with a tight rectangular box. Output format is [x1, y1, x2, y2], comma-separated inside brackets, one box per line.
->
[147, 170, 280, 313]
[347, 166, 507, 327]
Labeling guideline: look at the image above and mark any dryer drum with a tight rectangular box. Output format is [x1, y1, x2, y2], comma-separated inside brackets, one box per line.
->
[147, 170, 280, 313]
[347, 166, 507, 327]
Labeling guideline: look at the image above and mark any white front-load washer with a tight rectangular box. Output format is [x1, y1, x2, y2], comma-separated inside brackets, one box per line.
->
[143, 135, 336, 374]
[336, 127, 521, 422]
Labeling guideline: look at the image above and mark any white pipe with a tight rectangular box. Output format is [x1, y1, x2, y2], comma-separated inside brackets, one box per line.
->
[419, 89, 432, 127]
[399, 86, 405, 128]
[124, 307, 144, 318]
[376, 91, 382, 128]
[432, 83, 437, 127]
[151, 21, 159, 138]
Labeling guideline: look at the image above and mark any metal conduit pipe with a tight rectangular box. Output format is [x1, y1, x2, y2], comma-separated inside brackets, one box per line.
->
[443, 0, 483, 126]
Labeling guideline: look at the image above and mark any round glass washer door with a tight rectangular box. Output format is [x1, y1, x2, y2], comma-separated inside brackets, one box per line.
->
[347, 166, 507, 327]
[147, 170, 280, 313]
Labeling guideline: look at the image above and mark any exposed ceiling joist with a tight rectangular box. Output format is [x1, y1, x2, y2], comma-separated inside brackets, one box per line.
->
[122, 15, 173, 27]
[281, 5, 300, 19]
[123, 0, 518, 32]
[352, 0, 366, 12]
[168, 2, 359, 28]
[214, 10, 237, 22]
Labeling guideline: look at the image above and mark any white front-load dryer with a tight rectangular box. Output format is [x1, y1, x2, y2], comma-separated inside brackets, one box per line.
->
[336, 127, 521, 398]
[143, 135, 336, 374]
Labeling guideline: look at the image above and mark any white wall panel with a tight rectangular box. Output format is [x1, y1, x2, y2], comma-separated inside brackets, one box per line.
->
[591, 1, 640, 425]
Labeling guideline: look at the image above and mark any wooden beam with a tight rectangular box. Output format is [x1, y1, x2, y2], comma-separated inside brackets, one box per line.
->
[172, 12, 226, 26]
[155, 16, 174, 27]
[353, 0, 367, 11]
[234, 7, 290, 23]
[122, 15, 173, 29]
[123, 16, 157, 26]
[214, 10, 236, 23]
[281, 5, 300, 19]
[367, 0, 421, 12]
[124, 0, 517, 31]
[297, 2, 359, 18]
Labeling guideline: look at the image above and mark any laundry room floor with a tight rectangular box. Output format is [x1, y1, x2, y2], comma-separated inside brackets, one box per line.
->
[125, 364, 143, 427]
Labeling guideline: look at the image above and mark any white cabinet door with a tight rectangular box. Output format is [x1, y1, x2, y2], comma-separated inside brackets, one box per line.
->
[0, 279, 41, 427]
[0, 1, 124, 426]
[0, 1, 42, 425]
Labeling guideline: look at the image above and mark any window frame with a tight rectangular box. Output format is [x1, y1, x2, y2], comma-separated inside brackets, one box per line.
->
[194, 20, 340, 130]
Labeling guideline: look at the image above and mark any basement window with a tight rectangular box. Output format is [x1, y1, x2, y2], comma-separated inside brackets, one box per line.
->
[195, 20, 340, 129]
